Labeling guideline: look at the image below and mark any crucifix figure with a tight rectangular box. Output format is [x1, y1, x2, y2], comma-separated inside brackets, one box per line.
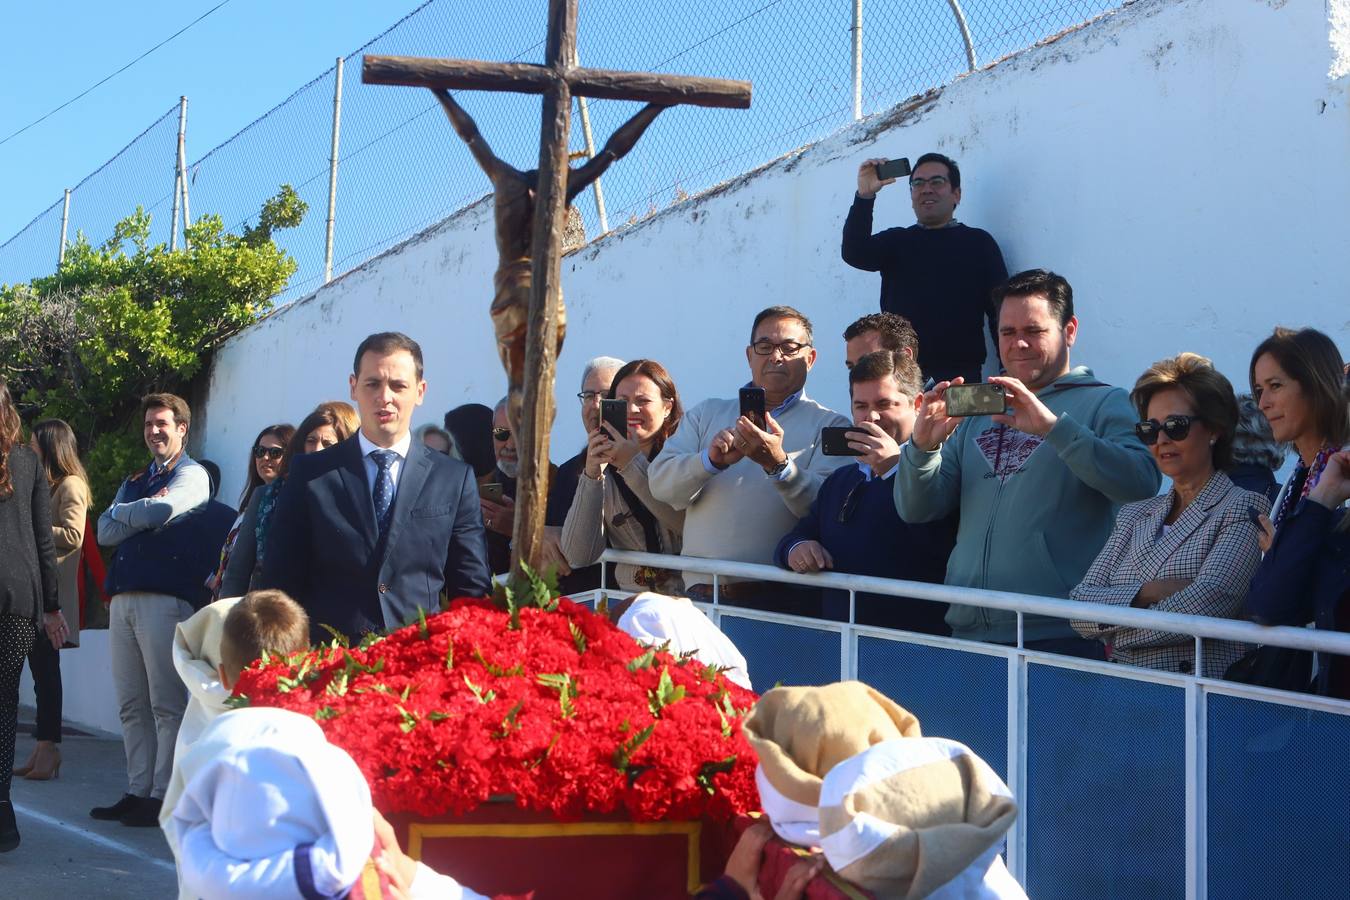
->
[364, 0, 751, 574]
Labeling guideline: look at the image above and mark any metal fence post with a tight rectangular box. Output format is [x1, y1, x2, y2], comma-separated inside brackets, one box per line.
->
[58, 189, 71, 266]
[576, 95, 608, 233]
[946, 0, 978, 71]
[175, 96, 191, 249]
[851, 0, 863, 119]
[325, 57, 344, 283]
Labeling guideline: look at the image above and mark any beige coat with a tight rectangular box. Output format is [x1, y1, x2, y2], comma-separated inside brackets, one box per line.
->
[51, 476, 90, 646]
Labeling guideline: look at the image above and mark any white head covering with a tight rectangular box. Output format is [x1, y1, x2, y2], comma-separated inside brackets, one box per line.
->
[169, 708, 375, 900]
[617, 592, 752, 689]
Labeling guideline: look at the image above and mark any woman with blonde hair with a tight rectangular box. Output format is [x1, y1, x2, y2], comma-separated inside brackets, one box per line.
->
[12, 420, 90, 782]
[1070, 353, 1268, 676]
[218, 402, 358, 597]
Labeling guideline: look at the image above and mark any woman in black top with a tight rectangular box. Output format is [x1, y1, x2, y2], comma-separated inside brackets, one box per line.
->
[0, 378, 63, 851]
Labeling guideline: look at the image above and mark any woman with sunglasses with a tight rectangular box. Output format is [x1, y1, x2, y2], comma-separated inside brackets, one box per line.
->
[207, 424, 294, 601]
[218, 403, 357, 598]
[1245, 329, 1349, 698]
[1070, 353, 1268, 676]
[560, 359, 687, 594]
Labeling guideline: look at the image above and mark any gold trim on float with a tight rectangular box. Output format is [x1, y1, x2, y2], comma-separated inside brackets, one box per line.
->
[407, 819, 703, 894]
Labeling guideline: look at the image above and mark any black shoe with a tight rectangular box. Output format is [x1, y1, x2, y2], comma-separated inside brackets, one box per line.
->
[90, 793, 144, 821]
[0, 799, 19, 852]
[119, 796, 163, 827]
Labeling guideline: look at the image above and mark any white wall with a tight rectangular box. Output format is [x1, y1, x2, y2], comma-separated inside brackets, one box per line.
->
[20, 630, 122, 737]
[202, 0, 1350, 504]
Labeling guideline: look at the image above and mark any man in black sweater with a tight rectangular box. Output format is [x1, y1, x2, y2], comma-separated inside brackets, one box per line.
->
[841, 152, 1007, 385]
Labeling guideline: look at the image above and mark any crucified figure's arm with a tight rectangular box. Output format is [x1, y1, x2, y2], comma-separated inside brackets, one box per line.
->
[566, 103, 667, 202]
[432, 89, 524, 185]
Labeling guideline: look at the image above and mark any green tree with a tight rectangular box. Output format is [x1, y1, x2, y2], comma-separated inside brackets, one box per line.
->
[0, 186, 306, 506]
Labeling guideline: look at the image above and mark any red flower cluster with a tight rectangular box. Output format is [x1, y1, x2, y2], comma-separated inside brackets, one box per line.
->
[233, 597, 761, 823]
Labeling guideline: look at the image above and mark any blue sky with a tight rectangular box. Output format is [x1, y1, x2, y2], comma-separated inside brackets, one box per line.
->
[0, 0, 406, 239]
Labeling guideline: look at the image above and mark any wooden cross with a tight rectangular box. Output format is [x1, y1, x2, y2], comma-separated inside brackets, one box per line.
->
[363, 0, 751, 577]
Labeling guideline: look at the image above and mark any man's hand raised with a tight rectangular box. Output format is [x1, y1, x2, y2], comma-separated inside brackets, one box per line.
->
[856, 158, 893, 200]
[910, 378, 965, 452]
[989, 376, 1059, 437]
[736, 412, 788, 473]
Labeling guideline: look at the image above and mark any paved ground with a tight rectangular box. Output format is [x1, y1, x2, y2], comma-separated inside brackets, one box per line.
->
[2, 711, 178, 897]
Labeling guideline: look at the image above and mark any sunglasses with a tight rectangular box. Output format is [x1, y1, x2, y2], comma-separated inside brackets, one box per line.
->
[1134, 415, 1200, 445]
[253, 445, 285, 461]
[492, 427, 512, 442]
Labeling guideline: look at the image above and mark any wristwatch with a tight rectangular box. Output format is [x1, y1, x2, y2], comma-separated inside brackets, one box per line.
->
[763, 458, 789, 478]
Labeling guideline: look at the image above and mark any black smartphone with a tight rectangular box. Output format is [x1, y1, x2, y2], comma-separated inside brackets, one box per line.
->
[739, 387, 767, 430]
[1246, 506, 1263, 527]
[821, 426, 865, 457]
[480, 483, 505, 504]
[600, 398, 628, 439]
[944, 383, 1008, 417]
[874, 157, 912, 181]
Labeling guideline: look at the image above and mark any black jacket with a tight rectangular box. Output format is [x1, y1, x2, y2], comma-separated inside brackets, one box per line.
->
[261, 436, 491, 641]
[0, 446, 59, 620]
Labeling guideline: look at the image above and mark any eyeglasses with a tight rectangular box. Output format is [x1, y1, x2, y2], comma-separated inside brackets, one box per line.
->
[909, 175, 949, 191]
[492, 427, 512, 442]
[577, 390, 603, 404]
[252, 445, 284, 461]
[1134, 415, 1200, 445]
[837, 480, 866, 523]
[751, 340, 811, 358]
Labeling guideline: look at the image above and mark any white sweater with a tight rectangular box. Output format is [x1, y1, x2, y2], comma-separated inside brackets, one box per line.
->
[649, 390, 850, 585]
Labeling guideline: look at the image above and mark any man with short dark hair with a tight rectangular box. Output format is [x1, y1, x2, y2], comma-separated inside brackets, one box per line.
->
[651, 306, 850, 611]
[94, 392, 210, 827]
[842, 152, 1007, 384]
[843, 311, 918, 369]
[774, 351, 954, 632]
[262, 331, 490, 641]
[895, 269, 1160, 655]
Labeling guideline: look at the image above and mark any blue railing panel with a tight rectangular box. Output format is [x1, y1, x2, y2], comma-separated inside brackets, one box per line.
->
[719, 616, 841, 694]
[857, 635, 1009, 779]
[1024, 665, 1187, 899]
[1207, 694, 1350, 899]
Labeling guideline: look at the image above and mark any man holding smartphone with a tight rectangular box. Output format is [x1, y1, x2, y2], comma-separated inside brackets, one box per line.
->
[773, 351, 955, 632]
[894, 270, 1160, 656]
[841, 152, 1007, 385]
[650, 306, 850, 613]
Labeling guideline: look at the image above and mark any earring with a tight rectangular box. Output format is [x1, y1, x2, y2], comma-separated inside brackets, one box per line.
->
[1209, 439, 1216, 446]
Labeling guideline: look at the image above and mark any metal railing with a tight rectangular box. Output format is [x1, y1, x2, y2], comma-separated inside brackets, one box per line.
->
[1, 0, 1126, 297]
[596, 548, 1350, 900]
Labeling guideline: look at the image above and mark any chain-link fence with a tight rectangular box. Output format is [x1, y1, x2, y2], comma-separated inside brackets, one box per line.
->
[0, 0, 1123, 301]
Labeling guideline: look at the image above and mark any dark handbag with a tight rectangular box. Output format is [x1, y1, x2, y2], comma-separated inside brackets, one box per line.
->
[1224, 644, 1313, 692]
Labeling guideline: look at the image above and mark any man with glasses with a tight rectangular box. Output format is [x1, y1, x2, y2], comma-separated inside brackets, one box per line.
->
[895, 270, 1159, 657]
[773, 351, 954, 632]
[842, 152, 1007, 385]
[651, 306, 850, 614]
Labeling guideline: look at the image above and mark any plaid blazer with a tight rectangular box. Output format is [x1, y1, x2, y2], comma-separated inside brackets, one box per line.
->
[1070, 471, 1269, 677]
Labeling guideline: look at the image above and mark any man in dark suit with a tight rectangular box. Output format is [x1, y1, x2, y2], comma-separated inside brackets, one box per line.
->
[262, 332, 491, 642]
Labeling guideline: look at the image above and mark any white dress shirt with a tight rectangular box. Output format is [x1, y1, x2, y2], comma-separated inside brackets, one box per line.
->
[357, 430, 414, 500]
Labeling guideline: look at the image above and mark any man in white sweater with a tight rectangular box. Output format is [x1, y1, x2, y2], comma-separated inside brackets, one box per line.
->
[650, 306, 850, 612]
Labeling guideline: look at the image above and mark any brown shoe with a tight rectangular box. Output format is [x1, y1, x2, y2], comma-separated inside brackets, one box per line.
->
[23, 742, 60, 781]
[11, 746, 37, 778]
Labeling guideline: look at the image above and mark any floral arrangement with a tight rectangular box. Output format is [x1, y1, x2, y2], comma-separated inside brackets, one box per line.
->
[232, 587, 760, 824]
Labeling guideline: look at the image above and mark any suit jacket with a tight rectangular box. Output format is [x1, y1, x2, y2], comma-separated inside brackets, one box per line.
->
[0, 445, 59, 621]
[1070, 471, 1268, 677]
[261, 436, 490, 640]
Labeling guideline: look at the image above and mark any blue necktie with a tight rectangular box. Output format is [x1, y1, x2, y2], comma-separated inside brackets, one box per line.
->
[370, 449, 397, 535]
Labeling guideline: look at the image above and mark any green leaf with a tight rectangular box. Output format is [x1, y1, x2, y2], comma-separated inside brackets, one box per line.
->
[314, 706, 340, 721]
[569, 620, 588, 654]
[536, 673, 577, 718]
[396, 705, 418, 734]
[223, 693, 250, 710]
[428, 711, 452, 722]
[627, 648, 657, 672]
[463, 674, 496, 704]
[647, 667, 686, 717]
[493, 699, 525, 739]
[416, 606, 429, 640]
[444, 643, 455, 671]
[613, 723, 656, 771]
[318, 624, 350, 648]
[696, 755, 739, 795]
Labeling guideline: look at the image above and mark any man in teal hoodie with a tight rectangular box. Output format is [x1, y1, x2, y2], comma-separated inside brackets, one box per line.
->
[894, 269, 1160, 655]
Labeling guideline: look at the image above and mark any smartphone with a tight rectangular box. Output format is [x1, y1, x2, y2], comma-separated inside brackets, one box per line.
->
[739, 386, 767, 430]
[1246, 506, 1263, 527]
[821, 426, 865, 457]
[944, 383, 1008, 418]
[874, 157, 912, 182]
[480, 483, 505, 504]
[600, 398, 628, 439]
